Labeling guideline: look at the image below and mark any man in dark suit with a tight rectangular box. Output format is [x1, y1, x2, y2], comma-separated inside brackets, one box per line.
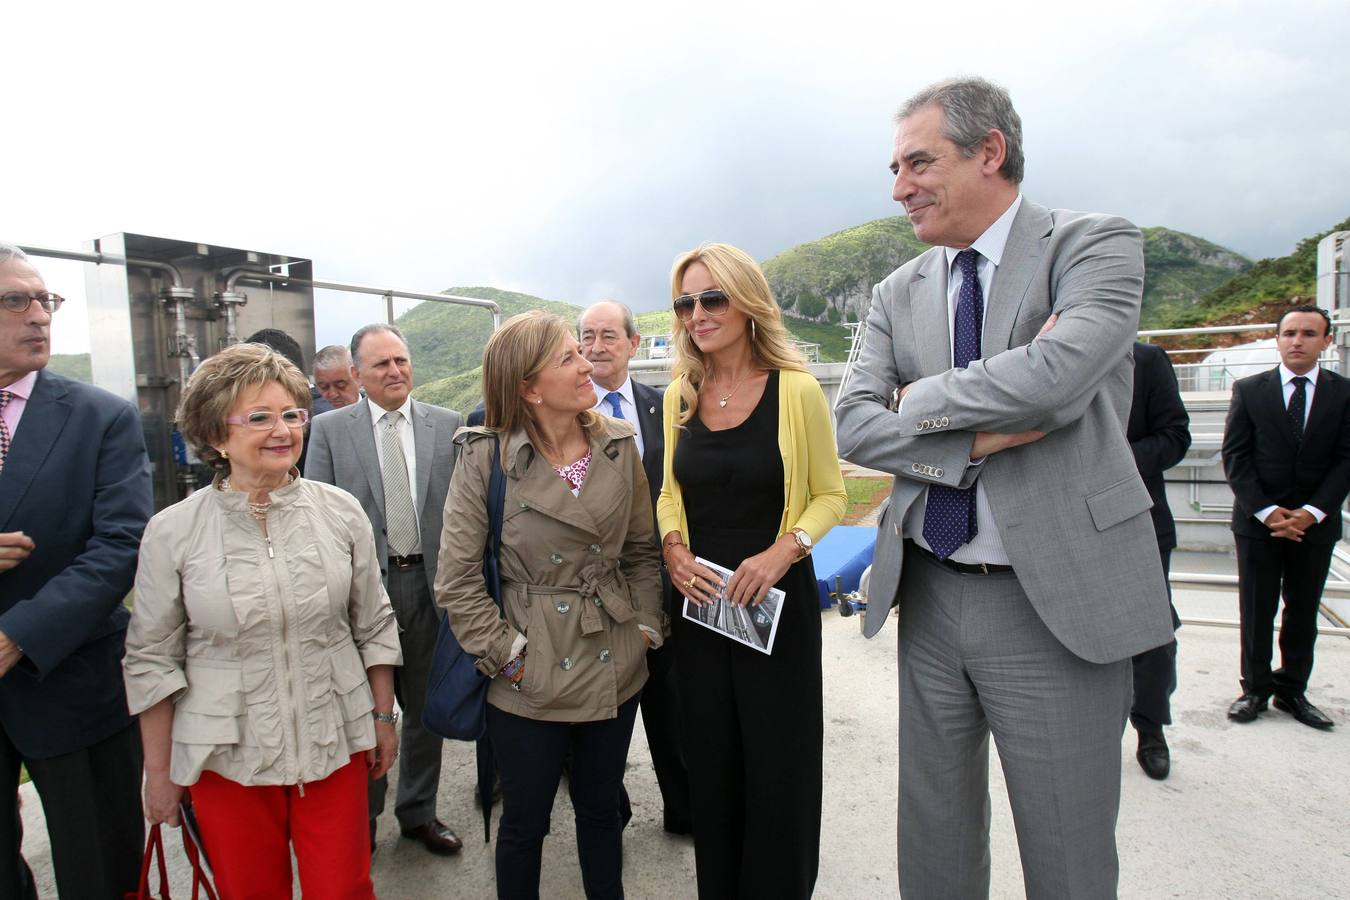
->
[579, 300, 691, 835]
[306, 323, 467, 852]
[1222, 304, 1350, 730]
[1127, 342, 1191, 778]
[0, 244, 153, 897]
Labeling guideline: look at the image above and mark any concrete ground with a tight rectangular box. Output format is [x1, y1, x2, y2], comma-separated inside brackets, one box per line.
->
[20, 587, 1350, 899]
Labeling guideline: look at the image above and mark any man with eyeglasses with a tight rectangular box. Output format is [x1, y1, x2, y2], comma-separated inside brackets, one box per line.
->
[578, 300, 692, 836]
[0, 243, 153, 898]
[305, 323, 466, 856]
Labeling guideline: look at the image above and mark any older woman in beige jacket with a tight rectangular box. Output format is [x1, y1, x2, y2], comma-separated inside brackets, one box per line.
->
[124, 344, 401, 900]
[436, 311, 662, 900]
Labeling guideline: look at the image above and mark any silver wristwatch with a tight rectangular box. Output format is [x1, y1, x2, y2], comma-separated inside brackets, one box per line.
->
[791, 528, 813, 558]
[373, 709, 400, 726]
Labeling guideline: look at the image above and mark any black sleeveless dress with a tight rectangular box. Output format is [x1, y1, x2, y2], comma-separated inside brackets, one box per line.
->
[672, 370, 823, 900]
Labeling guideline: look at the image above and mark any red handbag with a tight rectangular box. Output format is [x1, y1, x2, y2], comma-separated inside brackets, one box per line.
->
[126, 821, 219, 900]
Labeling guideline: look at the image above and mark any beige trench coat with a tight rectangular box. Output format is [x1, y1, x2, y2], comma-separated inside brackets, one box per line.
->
[435, 419, 663, 722]
[124, 476, 402, 787]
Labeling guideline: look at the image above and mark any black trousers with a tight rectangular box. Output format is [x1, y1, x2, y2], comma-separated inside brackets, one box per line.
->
[636, 642, 692, 832]
[488, 694, 640, 900]
[0, 720, 143, 899]
[1130, 547, 1179, 733]
[675, 577, 823, 900]
[1235, 534, 1334, 697]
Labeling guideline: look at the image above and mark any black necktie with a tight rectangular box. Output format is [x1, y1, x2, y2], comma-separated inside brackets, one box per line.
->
[1288, 376, 1308, 447]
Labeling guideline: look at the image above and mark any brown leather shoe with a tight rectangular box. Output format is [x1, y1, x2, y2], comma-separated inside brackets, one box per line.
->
[401, 819, 464, 855]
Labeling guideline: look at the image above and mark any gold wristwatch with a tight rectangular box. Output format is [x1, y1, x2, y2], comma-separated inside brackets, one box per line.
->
[790, 528, 813, 559]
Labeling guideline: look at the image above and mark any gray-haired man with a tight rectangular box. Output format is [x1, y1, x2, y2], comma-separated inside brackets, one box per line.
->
[836, 78, 1173, 898]
[306, 323, 465, 855]
[313, 344, 360, 410]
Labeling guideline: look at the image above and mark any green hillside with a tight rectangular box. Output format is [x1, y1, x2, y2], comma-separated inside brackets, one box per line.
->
[400, 286, 577, 386]
[763, 217, 928, 325]
[414, 365, 487, 414]
[47, 353, 92, 382]
[1138, 228, 1251, 328]
[760, 215, 1251, 332]
[1165, 214, 1350, 329]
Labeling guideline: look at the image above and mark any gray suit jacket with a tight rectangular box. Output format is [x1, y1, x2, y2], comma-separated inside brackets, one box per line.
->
[836, 199, 1173, 664]
[305, 398, 463, 596]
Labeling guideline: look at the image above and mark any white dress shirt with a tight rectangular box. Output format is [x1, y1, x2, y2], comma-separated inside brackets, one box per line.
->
[902, 194, 1023, 565]
[592, 376, 644, 460]
[368, 394, 420, 519]
[1254, 364, 1326, 525]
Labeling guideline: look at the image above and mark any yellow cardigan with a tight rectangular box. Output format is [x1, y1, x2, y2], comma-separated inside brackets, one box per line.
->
[656, 368, 848, 546]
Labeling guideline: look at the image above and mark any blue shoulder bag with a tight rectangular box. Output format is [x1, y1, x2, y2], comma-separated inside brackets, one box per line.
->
[422, 437, 506, 741]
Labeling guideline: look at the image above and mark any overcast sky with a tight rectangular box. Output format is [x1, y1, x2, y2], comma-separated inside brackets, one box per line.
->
[10, 0, 1349, 355]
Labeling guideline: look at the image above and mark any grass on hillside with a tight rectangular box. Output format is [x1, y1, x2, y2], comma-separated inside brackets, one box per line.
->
[842, 476, 892, 525]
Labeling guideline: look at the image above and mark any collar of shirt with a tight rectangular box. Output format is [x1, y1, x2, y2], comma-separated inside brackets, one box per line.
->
[368, 394, 414, 427]
[592, 376, 635, 413]
[1279, 363, 1320, 388]
[0, 370, 38, 398]
[943, 193, 1023, 273]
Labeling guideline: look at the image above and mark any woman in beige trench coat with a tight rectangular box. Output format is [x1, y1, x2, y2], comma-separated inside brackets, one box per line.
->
[435, 310, 663, 900]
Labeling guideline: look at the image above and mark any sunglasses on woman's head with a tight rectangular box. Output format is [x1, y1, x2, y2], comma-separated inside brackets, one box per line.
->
[672, 290, 731, 322]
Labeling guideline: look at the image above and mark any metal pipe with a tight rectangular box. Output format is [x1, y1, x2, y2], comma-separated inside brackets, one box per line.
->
[1179, 616, 1350, 637]
[223, 268, 501, 330]
[17, 243, 186, 287]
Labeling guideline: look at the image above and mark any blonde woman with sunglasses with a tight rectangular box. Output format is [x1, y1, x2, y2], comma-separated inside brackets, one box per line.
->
[657, 243, 846, 899]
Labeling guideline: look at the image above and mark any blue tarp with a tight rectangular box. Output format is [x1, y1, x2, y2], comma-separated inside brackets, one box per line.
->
[811, 525, 877, 609]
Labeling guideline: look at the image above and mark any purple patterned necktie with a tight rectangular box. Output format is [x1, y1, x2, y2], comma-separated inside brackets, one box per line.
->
[0, 391, 11, 475]
[922, 249, 983, 559]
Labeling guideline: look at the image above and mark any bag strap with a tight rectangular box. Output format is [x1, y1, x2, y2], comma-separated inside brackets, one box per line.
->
[180, 827, 219, 900]
[485, 435, 506, 611]
[132, 823, 171, 900]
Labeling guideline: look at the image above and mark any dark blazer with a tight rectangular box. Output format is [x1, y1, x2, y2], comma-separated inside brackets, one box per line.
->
[1223, 365, 1350, 544]
[0, 370, 153, 758]
[1127, 342, 1191, 550]
[629, 380, 675, 618]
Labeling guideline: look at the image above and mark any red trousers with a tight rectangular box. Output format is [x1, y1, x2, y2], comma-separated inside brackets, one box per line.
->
[189, 754, 374, 900]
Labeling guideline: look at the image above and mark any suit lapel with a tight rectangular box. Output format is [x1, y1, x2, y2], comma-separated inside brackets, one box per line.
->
[346, 402, 384, 512]
[1302, 368, 1338, 451]
[411, 400, 435, 519]
[1264, 369, 1299, 454]
[632, 382, 663, 460]
[0, 370, 71, 531]
[910, 251, 951, 377]
[985, 201, 1050, 352]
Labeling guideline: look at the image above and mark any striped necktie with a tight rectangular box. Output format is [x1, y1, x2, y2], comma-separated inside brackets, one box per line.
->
[380, 411, 420, 556]
[0, 391, 12, 475]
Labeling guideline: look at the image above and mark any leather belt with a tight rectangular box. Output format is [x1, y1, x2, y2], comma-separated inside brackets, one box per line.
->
[389, 553, 424, 569]
[909, 542, 1013, 576]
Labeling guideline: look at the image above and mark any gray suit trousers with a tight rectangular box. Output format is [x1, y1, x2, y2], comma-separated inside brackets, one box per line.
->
[369, 560, 444, 830]
[897, 551, 1130, 900]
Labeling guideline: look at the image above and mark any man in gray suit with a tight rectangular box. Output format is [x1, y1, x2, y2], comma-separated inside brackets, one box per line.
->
[306, 323, 465, 855]
[836, 77, 1174, 898]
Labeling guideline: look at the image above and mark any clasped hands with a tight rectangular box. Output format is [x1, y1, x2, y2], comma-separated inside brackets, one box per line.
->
[1264, 507, 1315, 542]
[666, 536, 798, 609]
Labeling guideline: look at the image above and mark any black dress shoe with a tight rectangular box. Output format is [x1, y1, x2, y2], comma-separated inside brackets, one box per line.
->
[1136, 730, 1170, 780]
[401, 819, 464, 855]
[1227, 692, 1269, 723]
[1273, 695, 1335, 730]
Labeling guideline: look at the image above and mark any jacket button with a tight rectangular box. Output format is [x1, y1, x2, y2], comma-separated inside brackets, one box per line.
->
[589, 543, 602, 555]
[935, 468, 944, 478]
[593, 596, 603, 607]
[559, 657, 573, 671]
[911, 463, 921, 473]
[519, 502, 528, 509]
[598, 649, 611, 663]
[550, 553, 563, 565]
[555, 600, 571, 614]
[940, 416, 950, 427]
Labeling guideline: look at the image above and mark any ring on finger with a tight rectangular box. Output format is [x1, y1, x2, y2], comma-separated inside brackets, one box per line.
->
[684, 575, 698, 591]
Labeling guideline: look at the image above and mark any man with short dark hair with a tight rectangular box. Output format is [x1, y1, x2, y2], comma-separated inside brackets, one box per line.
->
[306, 323, 467, 853]
[0, 244, 153, 897]
[1222, 304, 1349, 730]
[579, 300, 691, 835]
[314, 344, 360, 409]
[836, 77, 1174, 897]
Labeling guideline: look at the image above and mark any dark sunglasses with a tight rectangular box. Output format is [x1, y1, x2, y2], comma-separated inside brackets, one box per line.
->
[672, 289, 731, 322]
[1, 292, 64, 314]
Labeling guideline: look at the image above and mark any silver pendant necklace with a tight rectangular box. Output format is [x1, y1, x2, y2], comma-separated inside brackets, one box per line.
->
[714, 370, 751, 408]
